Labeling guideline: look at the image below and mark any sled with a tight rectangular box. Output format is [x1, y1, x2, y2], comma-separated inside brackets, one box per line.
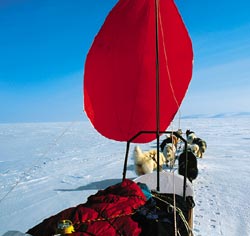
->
[134, 171, 195, 233]
[23, 0, 195, 235]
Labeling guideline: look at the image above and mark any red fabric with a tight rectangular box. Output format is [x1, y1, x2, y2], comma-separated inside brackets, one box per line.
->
[84, 0, 193, 143]
[27, 179, 146, 236]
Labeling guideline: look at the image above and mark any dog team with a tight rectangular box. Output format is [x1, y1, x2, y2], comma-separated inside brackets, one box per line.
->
[133, 129, 207, 177]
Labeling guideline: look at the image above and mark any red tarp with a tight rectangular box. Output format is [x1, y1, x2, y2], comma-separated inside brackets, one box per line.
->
[84, 0, 193, 143]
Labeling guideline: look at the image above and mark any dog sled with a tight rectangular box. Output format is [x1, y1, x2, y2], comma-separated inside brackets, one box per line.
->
[83, 0, 195, 234]
[26, 175, 195, 236]
[8, 0, 196, 235]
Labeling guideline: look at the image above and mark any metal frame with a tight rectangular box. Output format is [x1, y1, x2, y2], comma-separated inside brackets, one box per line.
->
[121, 0, 189, 201]
[122, 130, 188, 200]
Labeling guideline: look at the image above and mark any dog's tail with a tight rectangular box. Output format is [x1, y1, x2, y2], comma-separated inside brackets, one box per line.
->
[133, 145, 145, 164]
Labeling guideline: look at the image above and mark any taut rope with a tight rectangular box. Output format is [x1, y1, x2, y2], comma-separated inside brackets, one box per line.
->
[0, 121, 76, 204]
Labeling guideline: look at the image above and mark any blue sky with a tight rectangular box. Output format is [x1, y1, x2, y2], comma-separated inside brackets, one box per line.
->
[0, 0, 250, 123]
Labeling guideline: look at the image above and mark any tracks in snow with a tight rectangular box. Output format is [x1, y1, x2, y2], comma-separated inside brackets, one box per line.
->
[193, 162, 223, 236]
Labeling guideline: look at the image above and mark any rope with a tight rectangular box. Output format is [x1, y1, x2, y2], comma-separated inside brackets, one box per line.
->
[172, 172, 178, 236]
[158, 10, 181, 112]
[170, 122, 176, 171]
[178, 110, 182, 131]
[75, 211, 136, 225]
[0, 121, 77, 204]
[158, 7, 183, 131]
[165, 123, 178, 236]
[73, 194, 193, 236]
[74, 210, 137, 236]
[152, 193, 194, 236]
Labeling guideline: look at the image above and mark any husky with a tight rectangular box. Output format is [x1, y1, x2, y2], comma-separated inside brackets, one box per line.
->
[186, 129, 197, 144]
[160, 134, 178, 152]
[163, 143, 176, 167]
[186, 130, 207, 158]
[187, 143, 200, 157]
[192, 138, 207, 158]
[133, 146, 166, 176]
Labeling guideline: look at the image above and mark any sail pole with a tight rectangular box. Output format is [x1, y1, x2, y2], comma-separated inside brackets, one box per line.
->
[155, 0, 160, 192]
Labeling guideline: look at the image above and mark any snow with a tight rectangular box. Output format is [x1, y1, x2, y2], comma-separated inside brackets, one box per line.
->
[0, 117, 250, 235]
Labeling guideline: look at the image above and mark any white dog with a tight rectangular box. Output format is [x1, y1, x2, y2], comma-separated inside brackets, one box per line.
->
[133, 146, 166, 176]
[163, 143, 176, 167]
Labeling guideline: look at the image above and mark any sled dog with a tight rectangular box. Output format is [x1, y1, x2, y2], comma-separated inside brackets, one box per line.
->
[186, 130, 207, 158]
[186, 130, 197, 144]
[187, 143, 200, 157]
[192, 138, 207, 158]
[160, 134, 178, 152]
[163, 143, 176, 167]
[133, 146, 166, 176]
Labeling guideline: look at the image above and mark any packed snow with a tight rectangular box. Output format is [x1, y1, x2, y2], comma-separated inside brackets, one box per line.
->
[0, 116, 250, 235]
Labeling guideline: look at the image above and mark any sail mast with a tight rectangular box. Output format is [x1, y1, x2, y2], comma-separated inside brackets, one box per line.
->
[155, 0, 160, 191]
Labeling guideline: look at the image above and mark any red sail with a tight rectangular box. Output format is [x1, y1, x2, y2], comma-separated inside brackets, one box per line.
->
[84, 0, 193, 143]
